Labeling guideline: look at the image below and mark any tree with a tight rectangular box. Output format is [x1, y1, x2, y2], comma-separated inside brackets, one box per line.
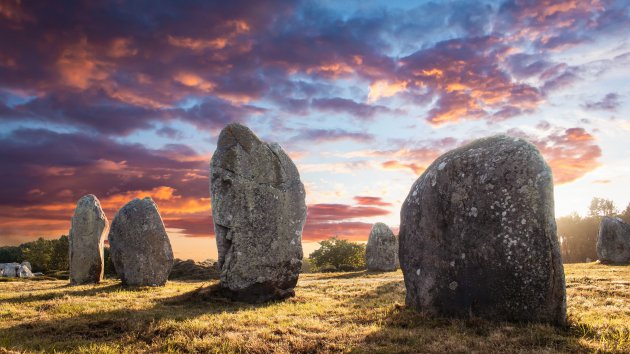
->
[20, 237, 54, 272]
[50, 235, 69, 271]
[588, 197, 617, 217]
[0, 246, 23, 264]
[620, 203, 630, 224]
[309, 237, 366, 271]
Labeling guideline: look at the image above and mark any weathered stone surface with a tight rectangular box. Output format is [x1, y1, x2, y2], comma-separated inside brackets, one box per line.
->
[399, 135, 566, 325]
[21, 261, 32, 272]
[597, 216, 630, 264]
[366, 223, 398, 271]
[108, 197, 174, 286]
[69, 194, 108, 284]
[210, 123, 306, 303]
[0, 263, 20, 277]
[18, 264, 33, 278]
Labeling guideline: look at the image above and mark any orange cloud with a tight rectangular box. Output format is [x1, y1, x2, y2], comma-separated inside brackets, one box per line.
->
[381, 160, 426, 175]
[368, 79, 408, 102]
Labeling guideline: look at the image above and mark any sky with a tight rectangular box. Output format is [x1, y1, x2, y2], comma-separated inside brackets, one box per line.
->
[1, 0, 629, 261]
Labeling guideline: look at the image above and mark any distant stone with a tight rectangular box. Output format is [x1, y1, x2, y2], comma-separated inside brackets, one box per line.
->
[365, 223, 398, 271]
[18, 264, 33, 278]
[210, 123, 306, 303]
[0, 263, 20, 277]
[69, 194, 108, 284]
[399, 135, 566, 325]
[108, 197, 174, 286]
[21, 261, 32, 272]
[597, 216, 630, 264]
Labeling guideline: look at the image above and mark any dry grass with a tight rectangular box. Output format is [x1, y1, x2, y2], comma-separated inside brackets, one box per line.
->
[0, 263, 628, 353]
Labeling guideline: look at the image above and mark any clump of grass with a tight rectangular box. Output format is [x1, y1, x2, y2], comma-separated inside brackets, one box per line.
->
[0, 263, 628, 353]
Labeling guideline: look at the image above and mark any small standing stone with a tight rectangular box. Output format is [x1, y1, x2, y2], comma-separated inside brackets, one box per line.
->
[365, 223, 398, 271]
[210, 123, 306, 303]
[108, 197, 174, 286]
[597, 216, 630, 264]
[399, 135, 566, 325]
[69, 194, 108, 284]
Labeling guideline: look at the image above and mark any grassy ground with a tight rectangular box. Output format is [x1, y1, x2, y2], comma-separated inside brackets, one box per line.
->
[0, 263, 628, 353]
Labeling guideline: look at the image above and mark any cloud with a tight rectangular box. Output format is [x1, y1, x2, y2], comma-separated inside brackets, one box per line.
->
[289, 128, 374, 144]
[508, 126, 602, 184]
[582, 92, 621, 111]
[353, 196, 392, 206]
[302, 201, 391, 242]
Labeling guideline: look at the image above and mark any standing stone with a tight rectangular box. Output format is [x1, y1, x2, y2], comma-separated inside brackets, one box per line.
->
[69, 194, 108, 284]
[399, 135, 566, 325]
[366, 223, 398, 271]
[21, 261, 32, 272]
[597, 216, 630, 264]
[108, 197, 174, 286]
[210, 123, 306, 302]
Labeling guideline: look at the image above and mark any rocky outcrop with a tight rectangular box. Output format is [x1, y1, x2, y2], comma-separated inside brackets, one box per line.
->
[597, 216, 630, 264]
[69, 194, 108, 284]
[108, 197, 174, 286]
[0, 263, 33, 278]
[399, 135, 566, 325]
[365, 223, 398, 271]
[210, 123, 306, 303]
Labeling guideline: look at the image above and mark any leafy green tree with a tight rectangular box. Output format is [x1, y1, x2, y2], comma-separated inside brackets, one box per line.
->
[50, 235, 69, 271]
[20, 237, 54, 272]
[0, 246, 23, 263]
[103, 246, 117, 277]
[619, 203, 630, 224]
[309, 237, 366, 271]
[588, 197, 617, 217]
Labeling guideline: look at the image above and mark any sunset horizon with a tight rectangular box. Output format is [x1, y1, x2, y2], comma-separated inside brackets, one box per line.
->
[1, 0, 629, 262]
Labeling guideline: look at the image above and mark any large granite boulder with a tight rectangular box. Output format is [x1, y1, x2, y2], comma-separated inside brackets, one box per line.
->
[18, 264, 33, 278]
[69, 194, 108, 284]
[366, 223, 398, 271]
[108, 197, 174, 286]
[210, 123, 306, 303]
[597, 216, 630, 264]
[399, 135, 566, 325]
[0, 263, 20, 277]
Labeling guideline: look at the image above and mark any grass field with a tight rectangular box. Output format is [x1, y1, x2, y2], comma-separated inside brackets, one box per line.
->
[0, 263, 629, 353]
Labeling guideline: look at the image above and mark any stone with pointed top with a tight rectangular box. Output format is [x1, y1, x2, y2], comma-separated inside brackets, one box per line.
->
[69, 194, 108, 284]
[108, 197, 174, 286]
[210, 123, 306, 303]
[399, 135, 566, 325]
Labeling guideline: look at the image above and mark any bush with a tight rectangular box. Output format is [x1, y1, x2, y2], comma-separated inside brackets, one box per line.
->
[309, 237, 366, 272]
[319, 264, 337, 273]
[300, 258, 312, 273]
[337, 264, 355, 272]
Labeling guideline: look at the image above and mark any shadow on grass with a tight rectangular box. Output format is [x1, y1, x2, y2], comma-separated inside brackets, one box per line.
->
[0, 281, 281, 352]
[1, 283, 126, 304]
[345, 281, 593, 353]
[310, 270, 398, 280]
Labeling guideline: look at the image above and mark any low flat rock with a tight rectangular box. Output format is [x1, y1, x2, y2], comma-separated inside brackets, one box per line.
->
[108, 197, 174, 286]
[210, 123, 306, 303]
[597, 216, 630, 264]
[69, 194, 108, 284]
[399, 135, 566, 325]
[366, 223, 398, 271]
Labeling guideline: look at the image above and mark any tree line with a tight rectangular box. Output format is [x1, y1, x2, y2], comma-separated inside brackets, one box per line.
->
[0, 236, 116, 276]
[558, 198, 630, 263]
[1, 197, 628, 273]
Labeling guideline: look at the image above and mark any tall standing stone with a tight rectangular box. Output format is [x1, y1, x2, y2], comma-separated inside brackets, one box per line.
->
[597, 216, 630, 264]
[69, 194, 108, 284]
[399, 135, 566, 325]
[210, 123, 306, 303]
[366, 223, 398, 271]
[108, 197, 174, 286]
